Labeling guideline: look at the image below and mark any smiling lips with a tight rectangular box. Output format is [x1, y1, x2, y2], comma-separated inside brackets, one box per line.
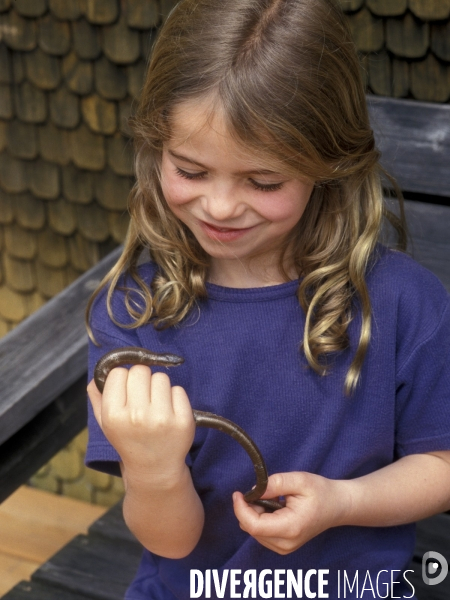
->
[200, 220, 256, 242]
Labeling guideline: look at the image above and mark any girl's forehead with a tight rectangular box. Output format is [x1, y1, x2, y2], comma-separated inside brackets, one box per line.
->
[166, 98, 287, 173]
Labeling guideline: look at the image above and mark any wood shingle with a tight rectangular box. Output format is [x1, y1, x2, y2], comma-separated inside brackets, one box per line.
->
[49, 0, 83, 21]
[140, 29, 156, 61]
[81, 94, 117, 135]
[13, 192, 46, 230]
[411, 53, 450, 103]
[38, 122, 72, 166]
[127, 0, 159, 29]
[29, 159, 60, 200]
[0, 122, 6, 152]
[72, 18, 101, 60]
[13, 0, 47, 18]
[392, 58, 410, 97]
[0, 85, 13, 120]
[386, 12, 429, 59]
[431, 22, 450, 63]
[3, 254, 35, 293]
[12, 52, 24, 83]
[368, 50, 391, 96]
[119, 97, 134, 137]
[25, 47, 61, 90]
[70, 124, 105, 171]
[0, 284, 27, 321]
[75, 202, 110, 242]
[4, 224, 37, 260]
[366, 0, 406, 17]
[35, 260, 68, 298]
[62, 164, 94, 204]
[62, 52, 94, 96]
[348, 8, 384, 53]
[340, 0, 364, 11]
[38, 13, 71, 56]
[94, 167, 131, 210]
[0, 153, 29, 194]
[1, 11, 37, 51]
[68, 232, 101, 271]
[0, 189, 14, 224]
[6, 121, 38, 160]
[127, 61, 146, 100]
[49, 87, 80, 129]
[108, 210, 129, 244]
[106, 133, 134, 177]
[103, 15, 140, 65]
[0, 45, 11, 84]
[13, 82, 47, 124]
[37, 228, 68, 268]
[95, 56, 128, 101]
[409, 0, 450, 22]
[85, 0, 119, 26]
[47, 198, 77, 236]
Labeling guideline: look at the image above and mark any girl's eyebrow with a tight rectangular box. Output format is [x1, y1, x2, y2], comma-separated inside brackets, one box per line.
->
[167, 149, 281, 176]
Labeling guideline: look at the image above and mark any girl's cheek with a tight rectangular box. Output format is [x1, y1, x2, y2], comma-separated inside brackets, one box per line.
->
[161, 175, 191, 208]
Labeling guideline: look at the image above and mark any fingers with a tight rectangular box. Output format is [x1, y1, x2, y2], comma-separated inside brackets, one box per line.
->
[90, 364, 191, 428]
[261, 472, 309, 500]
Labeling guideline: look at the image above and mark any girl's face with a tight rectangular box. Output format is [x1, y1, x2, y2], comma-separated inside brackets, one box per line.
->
[160, 99, 314, 287]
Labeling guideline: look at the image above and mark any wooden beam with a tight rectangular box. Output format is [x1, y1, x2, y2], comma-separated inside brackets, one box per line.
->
[0, 377, 86, 503]
[0, 246, 122, 447]
[368, 95, 450, 197]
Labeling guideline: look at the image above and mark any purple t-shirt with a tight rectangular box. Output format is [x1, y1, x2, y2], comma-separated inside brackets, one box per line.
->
[86, 246, 450, 600]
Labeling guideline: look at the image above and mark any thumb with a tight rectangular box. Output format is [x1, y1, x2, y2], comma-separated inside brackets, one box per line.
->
[87, 378, 103, 429]
[261, 472, 309, 499]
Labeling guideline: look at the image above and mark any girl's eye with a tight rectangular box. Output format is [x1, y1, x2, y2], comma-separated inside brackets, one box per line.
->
[176, 167, 206, 180]
[250, 179, 283, 192]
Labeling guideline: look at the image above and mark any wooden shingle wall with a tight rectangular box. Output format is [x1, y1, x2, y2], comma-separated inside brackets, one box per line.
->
[0, 0, 177, 505]
[341, 0, 450, 101]
[0, 0, 448, 505]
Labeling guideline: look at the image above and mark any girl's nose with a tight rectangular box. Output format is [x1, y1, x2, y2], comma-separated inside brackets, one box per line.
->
[201, 183, 244, 221]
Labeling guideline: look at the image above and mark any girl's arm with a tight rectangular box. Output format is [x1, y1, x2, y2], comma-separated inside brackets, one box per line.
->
[88, 366, 204, 558]
[233, 451, 450, 555]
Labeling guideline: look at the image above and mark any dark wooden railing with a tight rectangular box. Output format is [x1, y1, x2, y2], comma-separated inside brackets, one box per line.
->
[0, 96, 449, 599]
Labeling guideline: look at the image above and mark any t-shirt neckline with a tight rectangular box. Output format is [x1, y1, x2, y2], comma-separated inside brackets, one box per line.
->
[205, 278, 300, 302]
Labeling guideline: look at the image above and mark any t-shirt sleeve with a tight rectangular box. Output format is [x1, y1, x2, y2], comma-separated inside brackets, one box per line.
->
[85, 283, 145, 476]
[395, 285, 450, 458]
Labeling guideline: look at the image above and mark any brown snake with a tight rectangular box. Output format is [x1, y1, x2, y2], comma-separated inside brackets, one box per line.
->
[94, 347, 284, 512]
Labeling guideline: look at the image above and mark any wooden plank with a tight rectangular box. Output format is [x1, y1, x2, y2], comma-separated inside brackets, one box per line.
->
[407, 561, 450, 600]
[0, 246, 122, 447]
[31, 534, 141, 600]
[88, 501, 137, 545]
[0, 552, 39, 598]
[0, 486, 106, 564]
[1, 580, 97, 600]
[368, 96, 450, 197]
[404, 200, 450, 293]
[0, 487, 106, 597]
[408, 514, 450, 600]
[413, 513, 450, 559]
[0, 377, 87, 502]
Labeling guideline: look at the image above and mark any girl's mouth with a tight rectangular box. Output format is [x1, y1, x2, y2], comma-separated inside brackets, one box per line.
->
[199, 220, 256, 242]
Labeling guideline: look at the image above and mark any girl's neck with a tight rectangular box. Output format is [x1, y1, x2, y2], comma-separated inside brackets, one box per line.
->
[207, 256, 298, 288]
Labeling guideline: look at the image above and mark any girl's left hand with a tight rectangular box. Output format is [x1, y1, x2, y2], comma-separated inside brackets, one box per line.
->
[232, 471, 350, 555]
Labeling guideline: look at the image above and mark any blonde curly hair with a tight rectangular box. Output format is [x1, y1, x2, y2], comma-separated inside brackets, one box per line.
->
[87, 0, 406, 395]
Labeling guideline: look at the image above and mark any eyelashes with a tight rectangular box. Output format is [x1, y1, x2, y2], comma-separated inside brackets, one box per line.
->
[175, 167, 284, 192]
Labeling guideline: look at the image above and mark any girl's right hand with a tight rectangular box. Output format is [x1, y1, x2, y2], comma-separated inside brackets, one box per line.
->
[87, 366, 195, 487]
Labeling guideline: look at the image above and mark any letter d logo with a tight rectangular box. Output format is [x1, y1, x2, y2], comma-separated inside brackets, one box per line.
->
[422, 551, 448, 586]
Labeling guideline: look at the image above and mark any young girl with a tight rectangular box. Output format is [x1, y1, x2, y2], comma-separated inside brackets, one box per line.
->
[86, 0, 450, 598]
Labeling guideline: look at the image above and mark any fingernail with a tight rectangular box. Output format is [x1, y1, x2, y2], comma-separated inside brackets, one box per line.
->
[232, 493, 237, 502]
